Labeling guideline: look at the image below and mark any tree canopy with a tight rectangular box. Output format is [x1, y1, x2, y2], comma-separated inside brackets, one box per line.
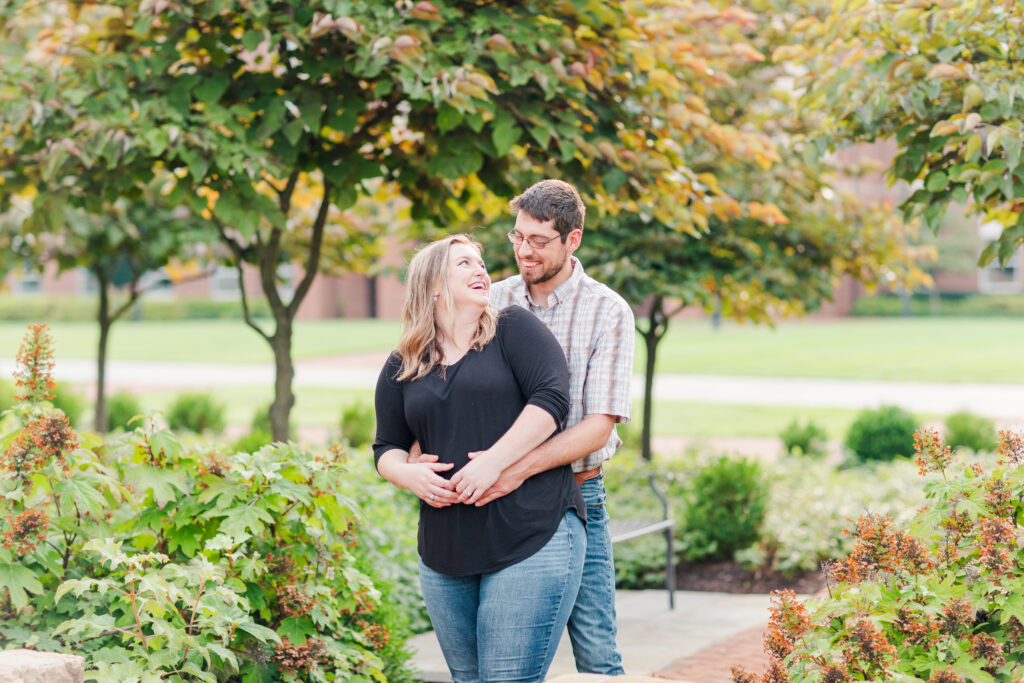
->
[783, 0, 1024, 265]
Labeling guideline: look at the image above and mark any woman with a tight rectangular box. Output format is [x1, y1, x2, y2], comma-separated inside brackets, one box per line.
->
[373, 234, 586, 683]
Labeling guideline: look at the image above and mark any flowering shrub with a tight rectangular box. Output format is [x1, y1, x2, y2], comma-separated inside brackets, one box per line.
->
[0, 325, 412, 682]
[734, 428, 1024, 682]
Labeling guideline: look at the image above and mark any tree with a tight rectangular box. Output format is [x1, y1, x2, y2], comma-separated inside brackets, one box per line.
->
[782, 0, 1024, 266]
[582, 0, 930, 460]
[7, 0, 760, 441]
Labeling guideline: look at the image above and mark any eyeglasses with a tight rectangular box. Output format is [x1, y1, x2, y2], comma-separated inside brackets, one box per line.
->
[506, 230, 563, 250]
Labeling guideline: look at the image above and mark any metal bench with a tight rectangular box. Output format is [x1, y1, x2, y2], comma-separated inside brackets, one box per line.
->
[609, 473, 675, 609]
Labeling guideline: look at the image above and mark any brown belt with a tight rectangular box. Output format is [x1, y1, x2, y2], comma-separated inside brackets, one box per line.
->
[574, 466, 602, 486]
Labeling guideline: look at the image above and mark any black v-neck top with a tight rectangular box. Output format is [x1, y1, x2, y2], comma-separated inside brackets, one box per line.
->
[373, 306, 585, 576]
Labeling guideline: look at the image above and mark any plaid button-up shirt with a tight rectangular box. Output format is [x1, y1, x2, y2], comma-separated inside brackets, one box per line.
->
[489, 257, 634, 473]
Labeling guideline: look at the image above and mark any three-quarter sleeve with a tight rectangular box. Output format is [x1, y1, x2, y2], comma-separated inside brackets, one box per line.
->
[372, 352, 415, 469]
[497, 306, 570, 427]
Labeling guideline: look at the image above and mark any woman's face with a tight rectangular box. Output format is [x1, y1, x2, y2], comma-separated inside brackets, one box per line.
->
[443, 242, 490, 312]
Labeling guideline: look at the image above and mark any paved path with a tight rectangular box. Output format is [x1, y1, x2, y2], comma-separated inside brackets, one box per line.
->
[406, 590, 774, 682]
[8, 356, 1024, 419]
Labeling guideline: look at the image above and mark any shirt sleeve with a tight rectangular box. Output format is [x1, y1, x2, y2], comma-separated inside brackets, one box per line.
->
[497, 306, 570, 427]
[372, 352, 415, 469]
[583, 298, 634, 423]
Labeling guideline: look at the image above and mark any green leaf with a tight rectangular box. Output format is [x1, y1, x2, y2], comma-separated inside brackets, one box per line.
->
[126, 465, 188, 508]
[237, 621, 281, 645]
[491, 110, 521, 156]
[278, 617, 317, 643]
[283, 119, 305, 146]
[529, 125, 551, 148]
[437, 102, 463, 134]
[1003, 132, 1022, 170]
[0, 563, 43, 610]
[925, 171, 949, 192]
[218, 504, 273, 539]
[194, 73, 230, 103]
[923, 202, 946, 232]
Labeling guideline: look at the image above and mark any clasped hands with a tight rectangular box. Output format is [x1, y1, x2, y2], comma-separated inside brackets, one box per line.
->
[407, 447, 525, 508]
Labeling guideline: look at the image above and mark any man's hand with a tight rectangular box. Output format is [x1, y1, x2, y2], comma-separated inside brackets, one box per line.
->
[450, 450, 504, 506]
[407, 441, 439, 465]
[473, 462, 529, 506]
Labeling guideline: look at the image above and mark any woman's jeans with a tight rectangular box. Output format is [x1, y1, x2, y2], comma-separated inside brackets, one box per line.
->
[419, 511, 586, 683]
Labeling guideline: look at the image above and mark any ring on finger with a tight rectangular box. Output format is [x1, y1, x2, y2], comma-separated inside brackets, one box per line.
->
[429, 493, 436, 502]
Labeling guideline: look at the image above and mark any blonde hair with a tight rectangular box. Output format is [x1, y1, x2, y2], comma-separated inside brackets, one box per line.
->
[396, 234, 498, 381]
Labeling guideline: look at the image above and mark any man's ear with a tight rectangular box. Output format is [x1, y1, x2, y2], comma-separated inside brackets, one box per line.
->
[566, 228, 583, 253]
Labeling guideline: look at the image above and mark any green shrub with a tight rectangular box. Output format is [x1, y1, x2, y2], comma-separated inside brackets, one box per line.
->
[167, 391, 226, 434]
[851, 291, 1024, 317]
[779, 418, 828, 457]
[944, 410, 998, 452]
[105, 391, 143, 432]
[681, 456, 768, 562]
[737, 430, 1024, 682]
[844, 405, 918, 462]
[339, 401, 376, 447]
[50, 383, 86, 427]
[0, 326, 412, 681]
[230, 428, 273, 454]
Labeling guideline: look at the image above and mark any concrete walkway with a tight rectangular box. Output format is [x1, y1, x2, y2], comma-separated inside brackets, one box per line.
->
[7, 356, 1024, 419]
[406, 590, 775, 682]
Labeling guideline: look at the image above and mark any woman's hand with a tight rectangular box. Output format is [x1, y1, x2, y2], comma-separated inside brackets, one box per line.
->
[451, 451, 504, 506]
[401, 461, 457, 508]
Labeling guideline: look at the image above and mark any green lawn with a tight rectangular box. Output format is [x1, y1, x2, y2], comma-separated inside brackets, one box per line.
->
[3, 316, 1022, 383]
[0, 319, 401, 364]
[644, 317, 1024, 383]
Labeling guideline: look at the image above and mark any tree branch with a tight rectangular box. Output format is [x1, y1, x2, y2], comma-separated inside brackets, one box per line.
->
[215, 220, 272, 342]
[287, 180, 332, 318]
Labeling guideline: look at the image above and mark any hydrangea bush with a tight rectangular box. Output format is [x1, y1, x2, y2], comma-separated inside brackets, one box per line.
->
[734, 428, 1024, 683]
[0, 325, 411, 682]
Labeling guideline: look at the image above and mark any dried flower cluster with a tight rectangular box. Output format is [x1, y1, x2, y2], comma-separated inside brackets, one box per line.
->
[996, 429, 1024, 466]
[975, 516, 1017, 576]
[1, 413, 79, 476]
[829, 513, 932, 582]
[2, 507, 49, 555]
[844, 618, 896, 669]
[271, 637, 329, 674]
[12, 324, 56, 404]
[276, 584, 316, 618]
[927, 668, 965, 683]
[356, 619, 390, 651]
[914, 428, 952, 475]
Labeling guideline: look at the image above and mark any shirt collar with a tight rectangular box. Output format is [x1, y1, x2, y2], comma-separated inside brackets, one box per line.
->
[517, 256, 583, 308]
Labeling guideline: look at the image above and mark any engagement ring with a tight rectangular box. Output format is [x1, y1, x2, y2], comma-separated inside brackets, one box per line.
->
[429, 493, 436, 502]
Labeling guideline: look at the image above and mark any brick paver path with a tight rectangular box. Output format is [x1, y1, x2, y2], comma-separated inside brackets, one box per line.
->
[654, 623, 769, 682]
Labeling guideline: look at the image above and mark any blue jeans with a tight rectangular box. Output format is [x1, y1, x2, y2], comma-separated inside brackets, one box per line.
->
[419, 511, 586, 683]
[567, 475, 625, 674]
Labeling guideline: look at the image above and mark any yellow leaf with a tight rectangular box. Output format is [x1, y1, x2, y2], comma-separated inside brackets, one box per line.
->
[963, 83, 985, 111]
[927, 63, 965, 80]
[930, 121, 958, 137]
[635, 47, 655, 72]
[965, 133, 982, 162]
[959, 112, 982, 133]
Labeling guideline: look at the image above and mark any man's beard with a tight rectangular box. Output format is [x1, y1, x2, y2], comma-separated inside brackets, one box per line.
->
[518, 256, 567, 285]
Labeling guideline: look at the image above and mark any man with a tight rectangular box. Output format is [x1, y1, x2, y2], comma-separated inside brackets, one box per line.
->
[482, 179, 634, 675]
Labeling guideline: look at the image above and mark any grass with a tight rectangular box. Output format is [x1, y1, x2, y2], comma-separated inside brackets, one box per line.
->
[4, 316, 1022, 382]
[0, 319, 401, 364]
[643, 317, 1024, 383]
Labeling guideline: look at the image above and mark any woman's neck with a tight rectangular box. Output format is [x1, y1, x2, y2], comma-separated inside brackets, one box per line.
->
[436, 305, 484, 357]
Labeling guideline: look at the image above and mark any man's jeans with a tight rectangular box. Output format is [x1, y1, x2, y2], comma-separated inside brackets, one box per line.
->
[419, 511, 586, 683]
[567, 475, 626, 674]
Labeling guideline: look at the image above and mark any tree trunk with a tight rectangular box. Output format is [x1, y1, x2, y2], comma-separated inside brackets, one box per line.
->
[94, 275, 111, 433]
[268, 319, 295, 442]
[929, 286, 941, 315]
[900, 285, 912, 317]
[640, 296, 667, 461]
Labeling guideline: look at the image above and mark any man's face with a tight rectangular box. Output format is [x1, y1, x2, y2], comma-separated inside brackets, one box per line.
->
[510, 213, 574, 286]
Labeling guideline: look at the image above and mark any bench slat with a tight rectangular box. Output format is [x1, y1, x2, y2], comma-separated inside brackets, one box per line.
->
[610, 519, 674, 543]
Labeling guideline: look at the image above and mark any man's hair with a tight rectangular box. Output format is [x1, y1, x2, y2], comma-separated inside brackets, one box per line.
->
[509, 179, 585, 240]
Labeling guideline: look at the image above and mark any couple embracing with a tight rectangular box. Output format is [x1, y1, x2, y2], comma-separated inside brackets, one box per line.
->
[373, 180, 635, 683]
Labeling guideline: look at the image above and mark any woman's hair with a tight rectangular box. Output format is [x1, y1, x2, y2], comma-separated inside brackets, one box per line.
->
[395, 234, 498, 381]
